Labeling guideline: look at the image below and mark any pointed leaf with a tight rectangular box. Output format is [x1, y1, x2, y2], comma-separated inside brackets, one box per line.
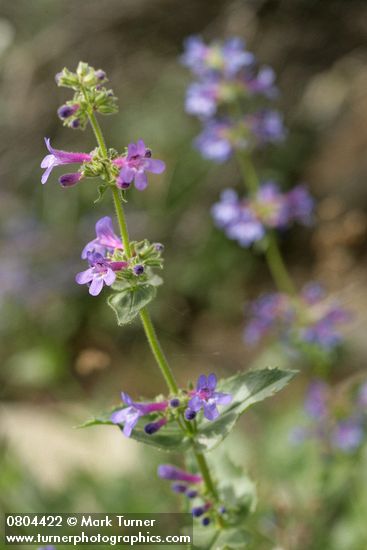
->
[107, 284, 156, 325]
[78, 410, 190, 452]
[193, 368, 297, 452]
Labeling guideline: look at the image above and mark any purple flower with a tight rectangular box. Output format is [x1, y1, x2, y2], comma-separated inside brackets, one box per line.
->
[82, 216, 123, 259]
[332, 419, 364, 452]
[185, 81, 219, 118]
[195, 119, 236, 163]
[114, 139, 165, 191]
[158, 464, 203, 483]
[304, 381, 328, 419]
[75, 252, 127, 296]
[252, 182, 288, 228]
[245, 66, 277, 97]
[144, 417, 168, 435]
[211, 189, 264, 247]
[111, 393, 168, 438]
[244, 284, 350, 352]
[247, 110, 285, 144]
[41, 138, 91, 184]
[57, 103, 80, 120]
[181, 36, 254, 79]
[286, 185, 314, 225]
[186, 373, 232, 421]
[244, 293, 288, 344]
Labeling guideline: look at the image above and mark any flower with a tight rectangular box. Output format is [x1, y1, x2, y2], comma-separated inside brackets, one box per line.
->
[114, 139, 165, 190]
[248, 110, 285, 144]
[286, 185, 314, 225]
[75, 251, 127, 296]
[212, 183, 313, 247]
[111, 393, 168, 438]
[57, 103, 80, 120]
[158, 464, 203, 483]
[181, 36, 254, 79]
[304, 381, 328, 419]
[195, 113, 285, 163]
[186, 373, 232, 421]
[144, 417, 168, 435]
[332, 419, 364, 452]
[41, 138, 91, 184]
[244, 283, 350, 352]
[81, 216, 123, 259]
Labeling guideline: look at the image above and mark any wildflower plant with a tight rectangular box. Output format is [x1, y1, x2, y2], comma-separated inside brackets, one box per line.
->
[41, 62, 295, 547]
[181, 36, 350, 362]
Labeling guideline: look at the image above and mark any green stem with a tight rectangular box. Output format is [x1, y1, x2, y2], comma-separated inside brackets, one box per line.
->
[236, 151, 297, 295]
[111, 187, 132, 258]
[86, 108, 220, 512]
[194, 450, 218, 499]
[88, 110, 108, 158]
[139, 307, 179, 395]
[265, 232, 297, 295]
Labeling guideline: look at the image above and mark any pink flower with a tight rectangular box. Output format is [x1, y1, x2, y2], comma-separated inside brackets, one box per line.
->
[41, 138, 91, 185]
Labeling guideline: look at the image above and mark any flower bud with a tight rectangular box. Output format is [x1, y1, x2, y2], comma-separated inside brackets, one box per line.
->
[57, 104, 79, 120]
[144, 417, 167, 435]
[187, 490, 198, 499]
[133, 264, 145, 276]
[171, 483, 187, 494]
[170, 398, 180, 408]
[202, 517, 211, 526]
[185, 409, 197, 421]
[192, 506, 204, 517]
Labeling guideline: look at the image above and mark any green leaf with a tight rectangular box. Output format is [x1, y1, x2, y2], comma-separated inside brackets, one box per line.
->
[79, 410, 191, 452]
[107, 284, 156, 325]
[193, 368, 297, 452]
[215, 528, 251, 549]
[213, 453, 257, 521]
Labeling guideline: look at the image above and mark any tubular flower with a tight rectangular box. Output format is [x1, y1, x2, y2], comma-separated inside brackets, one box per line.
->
[75, 251, 127, 296]
[158, 464, 203, 483]
[181, 36, 254, 79]
[186, 373, 232, 421]
[40, 138, 91, 184]
[244, 283, 351, 351]
[114, 139, 165, 190]
[82, 216, 123, 259]
[212, 184, 313, 247]
[111, 393, 168, 438]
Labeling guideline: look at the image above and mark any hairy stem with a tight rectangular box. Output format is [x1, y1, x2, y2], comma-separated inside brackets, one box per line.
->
[139, 307, 179, 395]
[236, 151, 297, 295]
[86, 110, 220, 507]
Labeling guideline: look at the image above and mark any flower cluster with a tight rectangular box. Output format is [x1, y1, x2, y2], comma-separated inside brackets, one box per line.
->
[41, 138, 165, 191]
[244, 283, 350, 353]
[55, 62, 117, 129]
[75, 216, 163, 296]
[212, 183, 313, 246]
[110, 373, 232, 437]
[158, 464, 224, 526]
[181, 36, 285, 162]
[290, 380, 367, 454]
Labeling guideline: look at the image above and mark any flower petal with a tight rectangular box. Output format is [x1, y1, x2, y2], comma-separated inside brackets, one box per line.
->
[207, 373, 217, 390]
[134, 171, 148, 191]
[188, 396, 203, 412]
[146, 159, 166, 174]
[196, 374, 207, 391]
[214, 392, 232, 405]
[89, 277, 104, 296]
[75, 268, 94, 285]
[103, 268, 116, 286]
[203, 402, 219, 421]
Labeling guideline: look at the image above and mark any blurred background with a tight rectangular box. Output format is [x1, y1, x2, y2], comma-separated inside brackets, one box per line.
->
[1, 1, 367, 548]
